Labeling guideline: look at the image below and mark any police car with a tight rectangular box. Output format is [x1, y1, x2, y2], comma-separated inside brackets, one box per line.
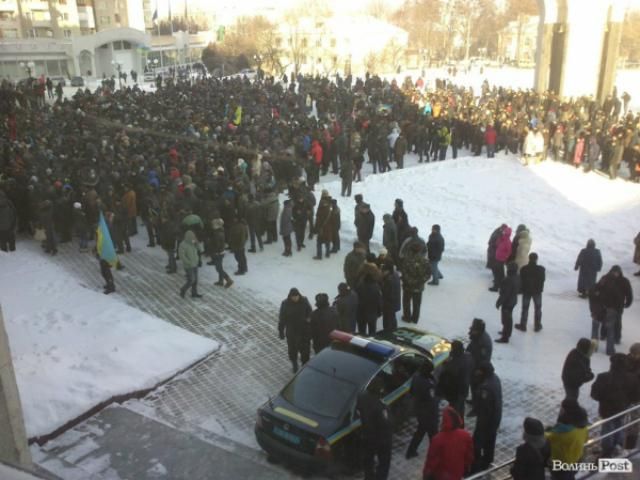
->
[254, 327, 451, 471]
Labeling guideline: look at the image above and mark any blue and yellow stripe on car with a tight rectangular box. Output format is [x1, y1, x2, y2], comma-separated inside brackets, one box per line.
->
[274, 407, 319, 428]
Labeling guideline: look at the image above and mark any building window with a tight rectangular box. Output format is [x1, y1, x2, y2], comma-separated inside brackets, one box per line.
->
[33, 11, 51, 22]
[301, 38, 307, 48]
[114, 13, 121, 23]
[122, 41, 131, 49]
[113, 40, 122, 50]
[100, 16, 110, 25]
[64, 29, 72, 37]
[58, 0, 68, 4]
[1, 29, 18, 38]
[317, 57, 321, 64]
[315, 39, 321, 48]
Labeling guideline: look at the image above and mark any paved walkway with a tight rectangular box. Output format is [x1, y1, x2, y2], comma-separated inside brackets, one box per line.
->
[28, 237, 598, 479]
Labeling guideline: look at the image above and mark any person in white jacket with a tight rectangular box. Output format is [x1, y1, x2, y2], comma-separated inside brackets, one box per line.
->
[522, 128, 537, 166]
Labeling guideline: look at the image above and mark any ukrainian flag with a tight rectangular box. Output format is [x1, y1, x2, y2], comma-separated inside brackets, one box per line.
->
[96, 211, 118, 267]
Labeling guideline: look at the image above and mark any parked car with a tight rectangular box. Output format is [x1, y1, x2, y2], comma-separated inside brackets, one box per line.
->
[70, 76, 84, 87]
[49, 76, 66, 87]
[255, 327, 451, 473]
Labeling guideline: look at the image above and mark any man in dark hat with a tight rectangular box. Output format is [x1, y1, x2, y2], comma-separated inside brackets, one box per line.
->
[310, 293, 338, 354]
[278, 288, 312, 373]
[510, 417, 550, 480]
[471, 361, 502, 472]
[438, 340, 473, 416]
[405, 359, 439, 459]
[561, 338, 594, 401]
[357, 376, 393, 480]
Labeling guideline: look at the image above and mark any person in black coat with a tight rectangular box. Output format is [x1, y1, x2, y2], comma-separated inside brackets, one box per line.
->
[561, 338, 594, 401]
[591, 353, 640, 456]
[278, 288, 312, 373]
[310, 293, 338, 354]
[0, 190, 17, 252]
[405, 360, 439, 459]
[357, 377, 393, 480]
[355, 274, 382, 336]
[510, 417, 551, 480]
[574, 239, 602, 298]
[516, 252, 546, 332]
[381, 262, 401, 333]
[594, 265, 633, 355]
[467, 318, 493, 409]
[392, 198, 410, 244]
[355, 201, 375, 252]
[495, 262, 520, 343]
[427, 224, 445, 285]
[438, 340, 473, 416]
[472, 361, 502, 473]
[334, 282, 358, 333]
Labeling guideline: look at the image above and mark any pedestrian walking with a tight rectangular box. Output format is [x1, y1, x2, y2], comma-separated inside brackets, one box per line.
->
[427, 224, 444, 285]
[574, 239, 602, 298]
[401, 243, 431, 323]
[228, 217, 248, 275]
[561, 338, 594, 401]
[592, 265, 633, 355]
[590, 353, 640, 457]
[310, 293, 338, 354]
[422, 406, 474, 480]
[278, 288, 312, 373]
[209, 218, 233, 288]
[280, 199, 293, 257]
[495, 262, 520, 343]
[406, 360, 439, 459]
[471, 361, 502, 473]
[178, 230, 202, 298]
[357, 377, 393, 480]
[516, 253, 545, 332]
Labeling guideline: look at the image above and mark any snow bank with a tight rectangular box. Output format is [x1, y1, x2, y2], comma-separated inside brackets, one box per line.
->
[0, 250, 218, 438]
[241, 153, 640, 392]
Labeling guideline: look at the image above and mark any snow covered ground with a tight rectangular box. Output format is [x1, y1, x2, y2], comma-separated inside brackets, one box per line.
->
[0, 248, 219, 439]
[241, 152, 640, 398]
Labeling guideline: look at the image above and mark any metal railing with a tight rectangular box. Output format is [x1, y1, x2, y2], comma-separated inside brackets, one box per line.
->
[465, 403, 640, 480]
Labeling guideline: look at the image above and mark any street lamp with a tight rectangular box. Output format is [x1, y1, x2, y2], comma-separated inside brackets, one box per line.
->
[19, 61, 35, 78]
[111, 59, 122, 89]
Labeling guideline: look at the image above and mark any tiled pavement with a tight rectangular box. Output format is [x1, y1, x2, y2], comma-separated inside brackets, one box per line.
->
[28, 236, 599, 479]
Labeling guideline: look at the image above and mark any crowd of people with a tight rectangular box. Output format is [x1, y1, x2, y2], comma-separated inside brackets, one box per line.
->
[1, 68, 640, 480]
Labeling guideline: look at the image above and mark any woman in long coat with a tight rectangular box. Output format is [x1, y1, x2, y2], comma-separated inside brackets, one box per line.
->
[575, 239, 603, 297]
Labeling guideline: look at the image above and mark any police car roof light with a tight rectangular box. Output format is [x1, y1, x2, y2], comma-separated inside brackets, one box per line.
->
[329, 330, 395, 357]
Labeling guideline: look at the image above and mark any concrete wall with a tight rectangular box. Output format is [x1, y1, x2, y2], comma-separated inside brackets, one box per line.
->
[0, 306, 31, 469]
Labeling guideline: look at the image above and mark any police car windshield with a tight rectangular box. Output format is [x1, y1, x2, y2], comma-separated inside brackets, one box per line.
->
[282, 366, 357, 418]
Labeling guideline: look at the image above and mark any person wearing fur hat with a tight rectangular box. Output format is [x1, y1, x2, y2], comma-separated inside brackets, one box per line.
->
[471, 361, 502, 473]
[309, 293, 338, 354]
[209, 218, 233, 288]
[278, 288, 312, 373]
[511, 418, 550, 480]
[561, 338, 595, 401]
[422, 406, 474, 480]
[591, 353, 640, 457]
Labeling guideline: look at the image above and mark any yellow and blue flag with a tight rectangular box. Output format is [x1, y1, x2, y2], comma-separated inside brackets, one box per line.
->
[96, 211, 118, 266]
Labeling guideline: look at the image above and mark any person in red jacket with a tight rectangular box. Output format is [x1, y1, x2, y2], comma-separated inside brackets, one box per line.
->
[423, 406, 474, 480]
[484, 125, 497, 158]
